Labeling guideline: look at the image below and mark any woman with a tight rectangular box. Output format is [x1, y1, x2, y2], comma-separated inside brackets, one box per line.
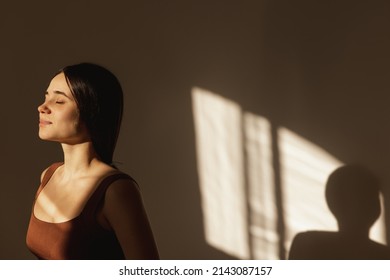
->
[26, 63, 159, 259]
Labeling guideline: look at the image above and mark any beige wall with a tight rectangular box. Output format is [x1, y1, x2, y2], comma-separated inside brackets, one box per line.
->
[1, 0, 389, 259]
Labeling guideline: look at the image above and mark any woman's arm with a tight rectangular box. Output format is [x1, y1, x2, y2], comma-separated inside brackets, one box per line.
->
[102, 178, 160, 259]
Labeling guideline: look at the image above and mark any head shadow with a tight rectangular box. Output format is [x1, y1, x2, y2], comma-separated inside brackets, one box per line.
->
[288, 164, 390, 259]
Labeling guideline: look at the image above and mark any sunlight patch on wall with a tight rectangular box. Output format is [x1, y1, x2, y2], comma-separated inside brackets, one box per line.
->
[278, 128, 386, 249]
[192, 87, 250, 259]
[370, 194, 386, 244]
[277, 128, 342, 252]
[244, 113, 278, 259]
[192, 87, 386, 259]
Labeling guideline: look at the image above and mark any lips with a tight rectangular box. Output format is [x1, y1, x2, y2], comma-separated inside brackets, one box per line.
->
[39, 119, 52, 125]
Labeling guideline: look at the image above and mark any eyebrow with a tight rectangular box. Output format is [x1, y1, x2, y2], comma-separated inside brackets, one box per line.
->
[46, 90, 72, 99]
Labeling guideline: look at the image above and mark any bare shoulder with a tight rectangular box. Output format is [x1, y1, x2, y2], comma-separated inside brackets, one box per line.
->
[101, 173, 147, 223]
[101, 175, 159, 259]
[104, 176, 141, 205]
[92, 159, 159, 259]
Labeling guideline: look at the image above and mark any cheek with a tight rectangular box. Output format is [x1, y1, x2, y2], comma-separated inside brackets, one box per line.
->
[60, 107, 81, 128]
[68, 110, 89, 135]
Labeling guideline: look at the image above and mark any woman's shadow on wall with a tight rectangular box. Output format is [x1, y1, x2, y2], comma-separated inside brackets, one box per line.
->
[288, 165, 390, 259]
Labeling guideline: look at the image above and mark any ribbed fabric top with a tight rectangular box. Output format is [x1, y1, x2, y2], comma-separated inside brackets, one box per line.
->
[26, 162, 133, 259]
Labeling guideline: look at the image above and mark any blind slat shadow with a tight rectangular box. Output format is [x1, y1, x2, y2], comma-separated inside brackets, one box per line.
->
[192, 87, 387, 259]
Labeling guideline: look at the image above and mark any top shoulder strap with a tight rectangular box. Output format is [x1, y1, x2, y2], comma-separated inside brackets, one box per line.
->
[34, 162, 63, 200]
[41, 162, 64, 187]
[81, 172, 137, 224]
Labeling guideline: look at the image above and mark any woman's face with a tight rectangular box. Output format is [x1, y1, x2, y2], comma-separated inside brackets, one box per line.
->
[38, 72, 89, 144]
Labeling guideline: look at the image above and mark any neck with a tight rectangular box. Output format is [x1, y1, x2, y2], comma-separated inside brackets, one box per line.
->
[60, 141, 99, 177]
[338, 222, 370, 239]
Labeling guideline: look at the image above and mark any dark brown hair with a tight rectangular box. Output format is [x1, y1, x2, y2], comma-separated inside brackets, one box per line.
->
[60, 63, 123, 166]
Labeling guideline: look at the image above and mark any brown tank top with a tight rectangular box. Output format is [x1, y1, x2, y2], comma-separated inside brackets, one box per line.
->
[26, 162, 134, 259]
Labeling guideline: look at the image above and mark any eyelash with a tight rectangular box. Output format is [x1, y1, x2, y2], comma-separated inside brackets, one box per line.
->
[44, 96, 64, 104]
[43, 94, 67, 104]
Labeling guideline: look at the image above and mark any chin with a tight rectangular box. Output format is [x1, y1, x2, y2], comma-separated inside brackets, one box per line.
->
[38, 133, 48, 140]
[38, 132, 57, 141]
[38, 135, 54, 141]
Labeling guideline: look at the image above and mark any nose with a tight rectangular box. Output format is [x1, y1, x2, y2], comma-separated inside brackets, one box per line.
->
[38, 102, 51, 114]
